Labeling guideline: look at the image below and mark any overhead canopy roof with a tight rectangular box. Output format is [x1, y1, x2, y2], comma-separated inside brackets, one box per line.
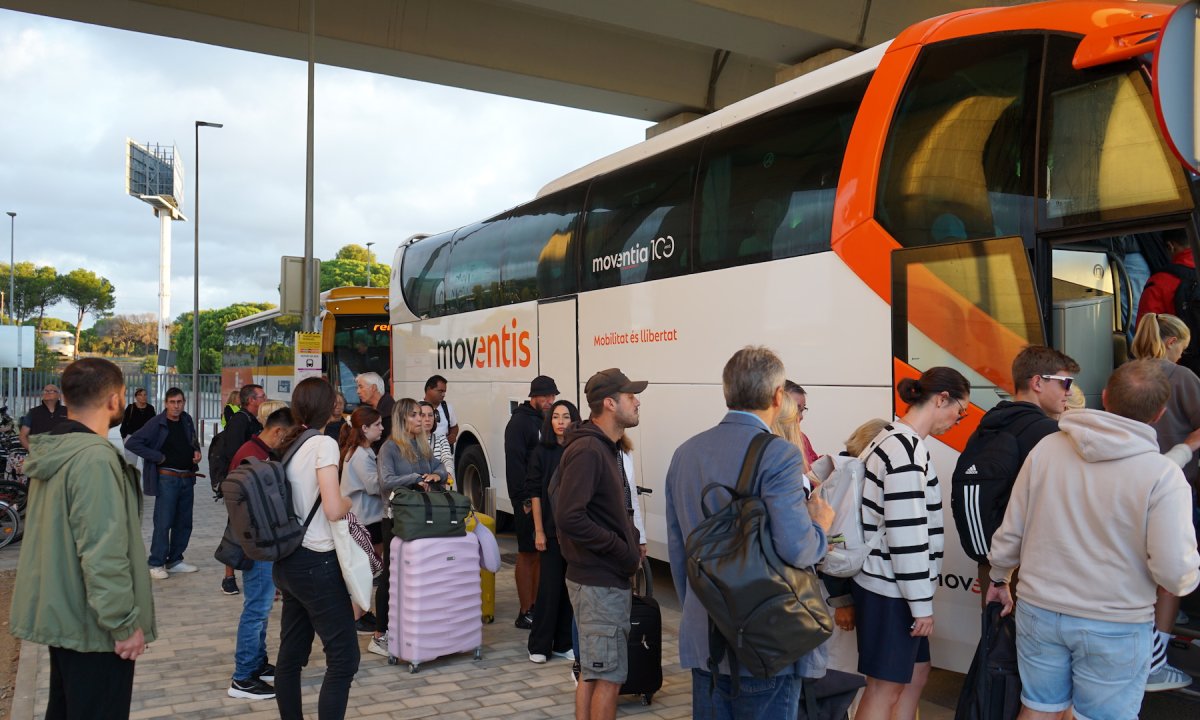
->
[3, 0, 1035, 121]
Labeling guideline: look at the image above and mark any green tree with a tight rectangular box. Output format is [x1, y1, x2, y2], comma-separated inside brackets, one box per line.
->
[335, 244, 373, 263]
[96, 313, 157, 356]
[58, 269, 116, 359]
[171, 302, 274, 374]
[319, 258, 389, 292]
[0, 261, 60, 327]
[39, 317, 74, 332]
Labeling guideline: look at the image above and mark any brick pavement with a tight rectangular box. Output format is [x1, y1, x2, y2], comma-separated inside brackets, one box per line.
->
[15, 452, 694, 720]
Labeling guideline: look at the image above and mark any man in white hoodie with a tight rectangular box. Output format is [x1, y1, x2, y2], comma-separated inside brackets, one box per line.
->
[986, 359, 1199, 720]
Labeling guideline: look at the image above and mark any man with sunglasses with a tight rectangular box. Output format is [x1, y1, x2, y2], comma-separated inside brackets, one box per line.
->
[951, 345, 1079, 606]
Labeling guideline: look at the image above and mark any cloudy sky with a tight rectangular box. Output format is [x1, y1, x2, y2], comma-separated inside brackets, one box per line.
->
[0, 9, 649, 325]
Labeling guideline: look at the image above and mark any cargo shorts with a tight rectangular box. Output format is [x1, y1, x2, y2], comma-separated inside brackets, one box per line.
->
[567, 581, 631, 684]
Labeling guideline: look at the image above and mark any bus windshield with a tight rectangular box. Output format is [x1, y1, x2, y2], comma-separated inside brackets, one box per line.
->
[331, 315, 391, 411]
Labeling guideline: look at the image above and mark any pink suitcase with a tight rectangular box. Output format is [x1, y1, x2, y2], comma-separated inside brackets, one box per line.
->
[387, 534, 483, 672]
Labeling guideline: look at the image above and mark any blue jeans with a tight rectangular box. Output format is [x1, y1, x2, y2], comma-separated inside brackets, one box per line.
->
[1015, 601, 1151, 720]
[692, 668, 803, 720]
[148, 475, 194, 568]
[272, 547, 359, 720]
[233, 560, 275, 681]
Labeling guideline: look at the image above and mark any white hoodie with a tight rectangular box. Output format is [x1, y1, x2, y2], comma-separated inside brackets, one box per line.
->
[988, 408, 1200, 624]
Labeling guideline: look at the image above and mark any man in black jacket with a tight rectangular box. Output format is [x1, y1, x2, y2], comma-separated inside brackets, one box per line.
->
[553, 368, 645, 720]
[216, 384, 265, 595]
[504, 375, 559, 628]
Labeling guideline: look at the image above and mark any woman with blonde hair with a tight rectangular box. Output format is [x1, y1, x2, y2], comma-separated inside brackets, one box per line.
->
[771, 391, 812, 476]
[369, 398, 448, 658]
[1129, 312, 1200, 690]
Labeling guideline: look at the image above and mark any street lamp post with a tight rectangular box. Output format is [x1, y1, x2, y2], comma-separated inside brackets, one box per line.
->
[194, 121, 222, 442]
[365, 242, 375, 287]
[6, 212, 16, 404]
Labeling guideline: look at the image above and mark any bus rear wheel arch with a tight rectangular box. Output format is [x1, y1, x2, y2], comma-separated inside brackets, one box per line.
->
[456, 442, 490, 514]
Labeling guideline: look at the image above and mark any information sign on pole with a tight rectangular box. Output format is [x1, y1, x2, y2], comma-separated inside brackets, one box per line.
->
[294, 331, 323, 387]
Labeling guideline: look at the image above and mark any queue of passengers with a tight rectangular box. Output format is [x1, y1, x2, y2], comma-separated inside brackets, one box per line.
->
[10, 330, 1200, 720]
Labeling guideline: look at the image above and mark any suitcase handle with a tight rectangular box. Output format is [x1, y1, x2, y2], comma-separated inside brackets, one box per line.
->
[633, 559, 654, 600]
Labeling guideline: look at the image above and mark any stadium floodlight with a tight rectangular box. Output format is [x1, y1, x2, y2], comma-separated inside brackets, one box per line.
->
[126, 139, 187, 374]
[194, 121, 223, 443]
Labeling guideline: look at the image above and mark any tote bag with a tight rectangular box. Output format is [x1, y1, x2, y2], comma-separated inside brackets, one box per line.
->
[331, 513, 374, 611]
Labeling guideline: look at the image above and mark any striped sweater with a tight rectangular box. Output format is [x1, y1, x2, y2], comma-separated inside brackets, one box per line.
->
[854, 421, 944, 617]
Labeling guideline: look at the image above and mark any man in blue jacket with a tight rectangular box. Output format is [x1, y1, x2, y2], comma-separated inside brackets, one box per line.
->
[126, 386, 201, 580]
[665, 346, 834, 719]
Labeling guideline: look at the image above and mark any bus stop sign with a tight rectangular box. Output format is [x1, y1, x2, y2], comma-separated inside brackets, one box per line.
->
[1154, 0, 1200, 175]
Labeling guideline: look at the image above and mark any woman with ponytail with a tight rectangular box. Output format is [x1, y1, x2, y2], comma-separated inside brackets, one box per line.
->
[852, 366, 970, 720]
[338, 405, 385, 549]
[1130, 312, 1200, 690]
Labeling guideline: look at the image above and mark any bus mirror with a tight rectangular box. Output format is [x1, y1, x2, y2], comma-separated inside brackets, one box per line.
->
[1153, 0, 1200, 174]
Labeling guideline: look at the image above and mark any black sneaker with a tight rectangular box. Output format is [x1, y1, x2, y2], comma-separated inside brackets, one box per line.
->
[221, 576, 240, 596]
[228, 677, 275, 700]
[254, 662, 275, 682]
[515, 611, 533, 630]
[355, 611, 377, 635]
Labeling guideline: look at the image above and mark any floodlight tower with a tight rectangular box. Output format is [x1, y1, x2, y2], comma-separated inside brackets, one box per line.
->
[126, 140, 187, 373]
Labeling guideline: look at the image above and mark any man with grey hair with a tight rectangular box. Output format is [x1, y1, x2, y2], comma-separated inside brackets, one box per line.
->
[987, 359, 1199, 720]
[355, 371, 394, 452]
[19, 383, 68, 450]
[665, 346, 834, 719]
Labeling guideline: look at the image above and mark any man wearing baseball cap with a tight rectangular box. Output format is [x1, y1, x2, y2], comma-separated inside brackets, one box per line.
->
[504, 375, 561, 628]
[551, 368, 646, 720]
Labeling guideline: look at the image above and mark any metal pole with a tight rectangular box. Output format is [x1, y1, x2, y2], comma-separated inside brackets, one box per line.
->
[194, 121, 222, 443]
[7, 212, 19, 403]
[302, 0, 317, 332]
[365, 241, 375, 287]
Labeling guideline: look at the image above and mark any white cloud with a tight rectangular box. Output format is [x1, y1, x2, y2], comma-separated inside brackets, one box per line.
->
[0, 10, 649, 325]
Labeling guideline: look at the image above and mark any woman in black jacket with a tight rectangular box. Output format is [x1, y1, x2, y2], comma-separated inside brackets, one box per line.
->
[119, 388, 155, 466]
[525, 399, 580, 664]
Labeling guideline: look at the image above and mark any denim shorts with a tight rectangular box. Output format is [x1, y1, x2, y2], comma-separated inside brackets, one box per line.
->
[1015, 601, 1151, 720]
[567, 581, 631, 683]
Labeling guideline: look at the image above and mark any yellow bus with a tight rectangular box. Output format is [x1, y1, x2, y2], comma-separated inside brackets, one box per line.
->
[223, 286, 391, 410]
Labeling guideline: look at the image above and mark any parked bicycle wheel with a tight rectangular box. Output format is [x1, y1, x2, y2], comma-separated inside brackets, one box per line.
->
[0, 501, 20, 550]
[0, 480, 27, 513]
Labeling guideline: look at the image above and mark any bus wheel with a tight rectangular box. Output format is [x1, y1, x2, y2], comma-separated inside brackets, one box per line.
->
[458, 444, 489, 513]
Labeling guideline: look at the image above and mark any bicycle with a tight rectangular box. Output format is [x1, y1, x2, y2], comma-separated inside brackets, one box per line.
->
[0, 500, 19, 550]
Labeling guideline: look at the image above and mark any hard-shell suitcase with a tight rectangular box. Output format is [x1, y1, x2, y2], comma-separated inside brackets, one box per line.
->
[387, 534, 483, 672]
[465, 512, 498, 623]
[620, 561, 663, 705]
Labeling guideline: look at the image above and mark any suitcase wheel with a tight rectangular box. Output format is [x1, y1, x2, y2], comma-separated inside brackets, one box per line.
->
[474, 647, 482, 661]
[409, 663, 420, 674]
[387, 655, 398, 666]
[483, 614, 494, 624]
[641, 693, 653, 706]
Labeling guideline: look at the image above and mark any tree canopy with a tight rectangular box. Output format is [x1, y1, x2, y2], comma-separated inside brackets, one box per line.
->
[58, 268, 117, 359]
[0, 261, 61, 326]
[171, 302, 274, 374]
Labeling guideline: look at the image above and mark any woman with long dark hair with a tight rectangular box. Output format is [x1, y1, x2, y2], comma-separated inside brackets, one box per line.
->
[852, 367, 969, 720]
[525, 399, 581, 664]
[272, 378, 359, 720]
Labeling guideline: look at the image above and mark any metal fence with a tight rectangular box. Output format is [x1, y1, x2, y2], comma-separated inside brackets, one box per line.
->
[2, 369, 223, 435]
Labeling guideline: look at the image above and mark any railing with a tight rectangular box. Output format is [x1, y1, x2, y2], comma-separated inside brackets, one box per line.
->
[1, 370, 223, 439]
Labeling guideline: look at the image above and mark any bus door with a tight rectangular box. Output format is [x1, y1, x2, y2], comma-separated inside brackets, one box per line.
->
[1040, 225, 1195, 401]
[890, 236, 1045, 671]
[537, 297, 579, 406]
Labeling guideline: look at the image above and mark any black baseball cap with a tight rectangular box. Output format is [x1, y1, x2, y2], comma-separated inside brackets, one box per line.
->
[584, 368, 648, 404]
[529, 375, 560, 397]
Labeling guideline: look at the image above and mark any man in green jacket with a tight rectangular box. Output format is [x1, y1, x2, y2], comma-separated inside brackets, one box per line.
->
[10, 357, 157, 720]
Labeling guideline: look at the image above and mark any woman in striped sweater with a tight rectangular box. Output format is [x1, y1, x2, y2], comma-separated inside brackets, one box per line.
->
[852, 366, 970, 720]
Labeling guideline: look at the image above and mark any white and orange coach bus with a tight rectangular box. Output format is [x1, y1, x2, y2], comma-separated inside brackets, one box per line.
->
[388, 1, 1198, 670]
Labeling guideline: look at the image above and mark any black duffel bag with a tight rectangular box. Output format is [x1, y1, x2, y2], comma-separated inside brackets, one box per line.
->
[390, 487, 472, 540]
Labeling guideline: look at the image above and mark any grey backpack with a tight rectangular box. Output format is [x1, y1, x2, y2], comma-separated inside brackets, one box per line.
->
[221, 429, 321, 562]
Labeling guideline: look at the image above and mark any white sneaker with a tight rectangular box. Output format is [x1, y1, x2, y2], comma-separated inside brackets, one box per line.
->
[551, 649, 576, 661]
[167, 562, 198, 573]
[529, 653, 548, 664]
[149, 566, 169, 580]
[367, 634, 389, 658]
[1145, 663, 1192, 692]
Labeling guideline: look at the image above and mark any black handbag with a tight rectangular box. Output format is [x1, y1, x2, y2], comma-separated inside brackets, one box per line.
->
[954, 602, 1021, 720]
[390, 487, 472, 540]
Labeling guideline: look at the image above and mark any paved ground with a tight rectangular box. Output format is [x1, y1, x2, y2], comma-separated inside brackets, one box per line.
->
[4, 434, 1195, 718]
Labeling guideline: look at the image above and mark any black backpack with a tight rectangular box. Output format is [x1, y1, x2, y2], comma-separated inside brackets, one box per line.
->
[1165, 263, 1200, 376]
[951, 413, 1045, 563]
[207, 429, 230, 500]
[221, 429, 322, 562]
[954, 602, 1021, 720]
[685, 432, 833, 693]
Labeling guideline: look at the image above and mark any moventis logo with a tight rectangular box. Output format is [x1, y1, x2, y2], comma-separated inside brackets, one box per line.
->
[436, 318, 531, 370]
